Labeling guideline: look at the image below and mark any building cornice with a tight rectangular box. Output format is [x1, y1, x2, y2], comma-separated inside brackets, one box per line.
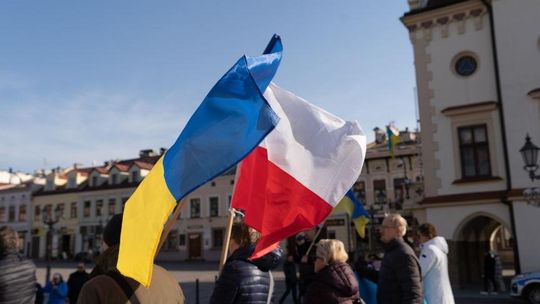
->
[401, 0, 485, 39]
[420, 188, 526, 205]
[441, 101, 498, 116]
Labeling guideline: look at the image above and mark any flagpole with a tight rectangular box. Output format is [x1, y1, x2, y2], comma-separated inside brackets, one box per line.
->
[219, 207, 236, 274]
[304, 219, 328, 257]
[157, 198, 188, 252]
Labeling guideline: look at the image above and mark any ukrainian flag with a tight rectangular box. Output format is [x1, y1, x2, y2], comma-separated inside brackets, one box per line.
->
[386, 124, 399, 158]
[334, 190, 370, 238]
[117, 35, 283, 287]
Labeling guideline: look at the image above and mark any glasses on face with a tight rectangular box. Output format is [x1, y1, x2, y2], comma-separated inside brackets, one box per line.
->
[381, 225, 397, 230]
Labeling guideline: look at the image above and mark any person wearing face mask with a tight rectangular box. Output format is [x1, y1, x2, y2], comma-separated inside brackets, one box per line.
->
[43, 273, 68, 304]
[303, 239, 361, 304]
[77, 213, 185, 304]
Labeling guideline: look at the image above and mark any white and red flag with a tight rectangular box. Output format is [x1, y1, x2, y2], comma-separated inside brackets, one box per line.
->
[232, 83, 366, 259]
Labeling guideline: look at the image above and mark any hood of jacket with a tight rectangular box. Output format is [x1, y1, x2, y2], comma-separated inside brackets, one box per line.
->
[229, 244, 283, 272]
[424, 236, 449, 254]
[317, 263, 359, 298]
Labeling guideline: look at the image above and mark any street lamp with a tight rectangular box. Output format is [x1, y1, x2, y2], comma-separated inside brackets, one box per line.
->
[42, 205, 62, 282]
[400, 157, 412, 200]
[520, 135, 540, 207]
[520, 134, 540, 181]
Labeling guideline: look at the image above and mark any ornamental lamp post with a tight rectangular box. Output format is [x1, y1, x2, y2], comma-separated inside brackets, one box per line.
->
[42, 205, 63, 283]
[520, 134, 540, 181]
[520, 135, 540, 207]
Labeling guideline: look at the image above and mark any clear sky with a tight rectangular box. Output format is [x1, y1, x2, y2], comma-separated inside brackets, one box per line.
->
[0, 1, 417, 173]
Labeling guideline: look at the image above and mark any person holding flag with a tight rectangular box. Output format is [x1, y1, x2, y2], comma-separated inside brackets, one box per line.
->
[210, 221, 282, 304]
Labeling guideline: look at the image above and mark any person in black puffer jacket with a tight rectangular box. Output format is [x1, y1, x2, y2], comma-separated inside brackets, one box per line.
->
[303, 239, 361, 304]
[0, 226, 37, 304]
[210, 222, 282, 304]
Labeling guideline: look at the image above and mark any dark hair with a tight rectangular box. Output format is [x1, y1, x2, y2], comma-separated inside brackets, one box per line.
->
[418, 223, 438, 239]
[103, 214, 123, 246]
[286, 236, 297, 256]
[0, 226, 19, 255]
[230, 222, 259, 247]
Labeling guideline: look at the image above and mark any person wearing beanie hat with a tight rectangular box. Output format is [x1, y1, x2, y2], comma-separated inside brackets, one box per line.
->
[77, 213, 185, 304]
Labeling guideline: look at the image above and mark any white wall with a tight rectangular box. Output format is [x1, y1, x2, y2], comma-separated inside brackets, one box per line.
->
[513, 201, 540, 272]
[493, 0, 540, 189]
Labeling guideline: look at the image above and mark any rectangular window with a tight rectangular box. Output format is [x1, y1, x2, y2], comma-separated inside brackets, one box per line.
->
[83, 201, 91, 218]
[166, 230, 179, 251]
[328, 230, 336, 239]
[8, 206, 16, 222]
[190, 198, 201, 218]
[131, 171, 139, 183]
[209, 197, 219, 217]
[458, 125, 491, 178]
[373, 180, 387, 205]
[45, 204, 53, 219]
[18, 205, 27, 222]
[70, 202, 77, 219]
[393, 178, 405, 202]
[352, 181, 366, 202]
[96, 200, 103, 217]
[212, 229, 224, 248]
[57, 203, 65, 218]
[111, 174, 118, 185]
[108, 199, 116, 216]
[92, 176, 98, 187]
[34, 206, 41, 220]
[179, 234, 186, 246]
[0, 207, 5, 222]
[68, 177, 76, 188]
[121, 197, 129, 211]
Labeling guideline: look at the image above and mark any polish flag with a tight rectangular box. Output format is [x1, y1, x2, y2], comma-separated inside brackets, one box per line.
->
[232, 83, 366, 259]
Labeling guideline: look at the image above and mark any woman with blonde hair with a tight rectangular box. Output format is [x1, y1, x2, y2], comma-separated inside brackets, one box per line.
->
[303, 239, 361, 304]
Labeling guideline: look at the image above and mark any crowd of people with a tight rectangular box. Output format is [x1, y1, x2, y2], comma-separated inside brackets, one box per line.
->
[0, 214, 185, 304]
[0, 212, 504, 303]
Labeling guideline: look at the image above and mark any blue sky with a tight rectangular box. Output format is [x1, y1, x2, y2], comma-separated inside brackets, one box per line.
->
[0, 1, 417, 173]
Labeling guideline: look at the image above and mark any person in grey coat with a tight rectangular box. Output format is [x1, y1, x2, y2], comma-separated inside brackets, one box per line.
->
[377, 214, 423, 304]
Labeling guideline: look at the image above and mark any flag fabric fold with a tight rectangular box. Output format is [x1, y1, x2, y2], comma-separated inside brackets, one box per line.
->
[117, 36, 283, 287]
[232, 83, 367, 259]
[335, 190, 370, 238]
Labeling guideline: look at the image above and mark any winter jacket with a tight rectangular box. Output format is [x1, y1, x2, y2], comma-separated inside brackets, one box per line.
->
[0, 253, 37, 304]
[283, 258, 298, 285]
[303, 263, 361, 304]
[77, 245, 185, 304]
[377, 238, 423, 304]
[419, 236, 454, 304]
[67, 270, 90, 304]
[43, 281, 68, 304]
[210, 244, 283, 304]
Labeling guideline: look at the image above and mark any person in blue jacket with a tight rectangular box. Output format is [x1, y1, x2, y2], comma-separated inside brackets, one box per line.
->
[44, 273, 68, 304]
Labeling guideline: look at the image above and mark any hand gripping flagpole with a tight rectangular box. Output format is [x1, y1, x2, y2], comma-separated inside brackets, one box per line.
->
[219, 207, 237, 274]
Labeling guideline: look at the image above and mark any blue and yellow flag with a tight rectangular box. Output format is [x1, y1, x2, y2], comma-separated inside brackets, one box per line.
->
[386, 124, 399, 158]
[117, 35, 283, 286]
[335, 190, 370, 238]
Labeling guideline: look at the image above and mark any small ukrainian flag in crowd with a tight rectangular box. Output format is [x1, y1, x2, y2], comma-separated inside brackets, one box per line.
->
[335, 190, 370, 238]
